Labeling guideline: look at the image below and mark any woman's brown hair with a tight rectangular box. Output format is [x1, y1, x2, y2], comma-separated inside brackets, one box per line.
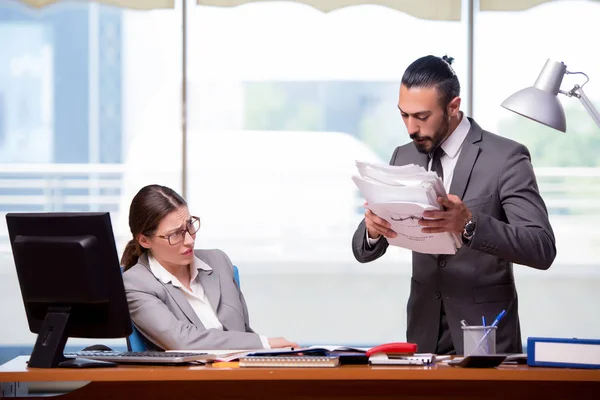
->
[121, 184, 186, 270]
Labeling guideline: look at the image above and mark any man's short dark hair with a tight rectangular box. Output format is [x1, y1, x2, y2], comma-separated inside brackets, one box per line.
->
[401, 55, 460, 108]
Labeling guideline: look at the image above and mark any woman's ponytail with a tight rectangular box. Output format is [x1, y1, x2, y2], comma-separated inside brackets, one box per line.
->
[121, 239, 144, 271]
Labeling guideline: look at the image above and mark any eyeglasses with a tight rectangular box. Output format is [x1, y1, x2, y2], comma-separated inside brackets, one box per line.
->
[156, 216, 200, 245]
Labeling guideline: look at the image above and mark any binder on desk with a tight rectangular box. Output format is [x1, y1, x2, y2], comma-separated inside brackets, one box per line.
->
[527, 337, 600, 369]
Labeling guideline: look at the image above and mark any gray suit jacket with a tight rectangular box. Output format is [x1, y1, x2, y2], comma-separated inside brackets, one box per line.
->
[352, 118, 556, 354]
[122, 249, 263, 350]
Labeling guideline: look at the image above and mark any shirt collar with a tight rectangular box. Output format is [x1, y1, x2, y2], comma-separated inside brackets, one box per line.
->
[148, 253, 212, 287]
[441, 112, 471, 159]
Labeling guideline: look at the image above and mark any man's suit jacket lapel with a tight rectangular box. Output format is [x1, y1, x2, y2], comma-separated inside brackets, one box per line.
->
[416, 153, 429, 170]
[392, 147, 429, 169]
[449, 117, 483, 199]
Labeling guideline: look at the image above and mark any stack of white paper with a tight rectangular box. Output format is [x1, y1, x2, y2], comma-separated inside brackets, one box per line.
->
[352, 161, 461, 255]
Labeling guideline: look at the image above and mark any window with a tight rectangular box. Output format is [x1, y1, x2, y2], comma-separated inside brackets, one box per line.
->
[186, 3, 464, 344]
[475, 0, 600, 340]
[0, 1, 180, 350]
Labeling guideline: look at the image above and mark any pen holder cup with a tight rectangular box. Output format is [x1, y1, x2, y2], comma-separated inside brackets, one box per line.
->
[462, 325, 497, 355]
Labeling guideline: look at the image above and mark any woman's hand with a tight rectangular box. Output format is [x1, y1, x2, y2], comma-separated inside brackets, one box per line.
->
[268, 337, 299, 349]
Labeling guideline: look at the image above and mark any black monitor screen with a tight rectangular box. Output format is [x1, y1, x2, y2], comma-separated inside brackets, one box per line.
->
[6, 212, 131, 368]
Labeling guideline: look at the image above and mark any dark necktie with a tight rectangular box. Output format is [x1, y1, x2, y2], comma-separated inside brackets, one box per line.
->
[430, 146, 444, 182]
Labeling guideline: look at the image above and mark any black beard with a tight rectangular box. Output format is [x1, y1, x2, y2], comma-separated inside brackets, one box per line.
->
[411, 113, 450, 155]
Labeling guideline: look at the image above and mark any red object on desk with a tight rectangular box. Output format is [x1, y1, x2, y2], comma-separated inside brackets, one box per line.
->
[366, 342, 418, 357]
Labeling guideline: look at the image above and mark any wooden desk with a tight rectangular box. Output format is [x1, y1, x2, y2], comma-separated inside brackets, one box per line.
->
[1, 356, 599, 399]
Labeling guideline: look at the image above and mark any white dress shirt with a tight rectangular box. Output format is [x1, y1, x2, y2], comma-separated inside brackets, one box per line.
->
[367, 113, 471, 245]
[148, 254, 270, 348]
[427, 113, 471, 194]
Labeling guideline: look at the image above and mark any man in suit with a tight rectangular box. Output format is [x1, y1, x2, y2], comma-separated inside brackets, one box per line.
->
[352, 55, 556, 355]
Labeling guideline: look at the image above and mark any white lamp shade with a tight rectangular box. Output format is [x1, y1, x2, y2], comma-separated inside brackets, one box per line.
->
[501, 86, 567, 132]
[501, 59, 569, 133]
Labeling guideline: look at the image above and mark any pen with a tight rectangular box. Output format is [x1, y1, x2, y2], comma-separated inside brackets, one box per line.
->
[467, 309, 506, 356]
[482, 316, 488, 352]
[490, 309, 506, 327]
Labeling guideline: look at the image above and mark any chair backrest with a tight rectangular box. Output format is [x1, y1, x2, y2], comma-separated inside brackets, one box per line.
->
[233, 264, 241, 288]
[127, 323, 147, 352]
[121, 266, 148, 352]
[125, 264, 242, 352]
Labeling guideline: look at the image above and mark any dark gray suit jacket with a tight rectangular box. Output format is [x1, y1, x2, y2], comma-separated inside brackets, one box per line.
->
[123, 249, 263, 350]
[352, 118, 556, 354]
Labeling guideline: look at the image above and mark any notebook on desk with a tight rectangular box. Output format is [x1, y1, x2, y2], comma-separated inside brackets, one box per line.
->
[240, 356, 340, 368]
[166, 348, 293, 362]
[246, 347, 368, 365]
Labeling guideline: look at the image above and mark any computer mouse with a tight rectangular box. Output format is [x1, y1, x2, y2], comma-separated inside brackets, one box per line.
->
[82, 344, 113, 352]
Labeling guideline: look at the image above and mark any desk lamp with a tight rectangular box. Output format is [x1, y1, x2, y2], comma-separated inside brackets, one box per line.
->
[501, 59, 600, 132]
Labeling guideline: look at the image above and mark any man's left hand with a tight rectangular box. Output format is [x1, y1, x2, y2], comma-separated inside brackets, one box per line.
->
[419, 194, 472, 234]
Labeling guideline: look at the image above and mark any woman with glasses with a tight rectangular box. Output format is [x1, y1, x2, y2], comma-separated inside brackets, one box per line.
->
[121, 184, 297, 350]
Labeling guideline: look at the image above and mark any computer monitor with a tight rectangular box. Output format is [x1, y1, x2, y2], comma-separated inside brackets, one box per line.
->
[5, 212, 132, 368]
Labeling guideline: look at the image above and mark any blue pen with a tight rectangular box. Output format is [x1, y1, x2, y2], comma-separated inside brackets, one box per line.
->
[491, 309, 506, 327]
[482, 316, 486, 327]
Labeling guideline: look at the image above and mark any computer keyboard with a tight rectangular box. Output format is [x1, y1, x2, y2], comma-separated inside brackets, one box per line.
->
[64, 350, 211, 364]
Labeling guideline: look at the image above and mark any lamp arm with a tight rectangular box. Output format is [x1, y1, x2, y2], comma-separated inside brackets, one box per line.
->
[560, 84, 600, 129]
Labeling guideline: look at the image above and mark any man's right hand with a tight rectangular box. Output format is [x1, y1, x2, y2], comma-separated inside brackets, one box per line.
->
[268, 337, 299, 349]
[365, 203, 397, 239]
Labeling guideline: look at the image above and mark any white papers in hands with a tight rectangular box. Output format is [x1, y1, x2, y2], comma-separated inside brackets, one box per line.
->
[352, 160, 461, 255]
[365, 202, 457, 255]
[351, 175, 437, 205]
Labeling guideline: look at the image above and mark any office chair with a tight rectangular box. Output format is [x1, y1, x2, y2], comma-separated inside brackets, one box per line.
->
[126, 265, 242, 352]
[120, 266, 148, 352]
[126, 324, 147, 352]
[233, 264, 240, 289]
